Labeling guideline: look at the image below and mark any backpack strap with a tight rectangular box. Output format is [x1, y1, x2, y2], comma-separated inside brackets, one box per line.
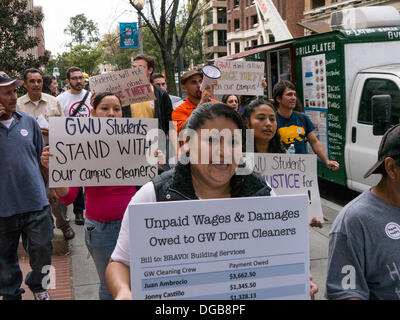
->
[71, 91, 90, 117]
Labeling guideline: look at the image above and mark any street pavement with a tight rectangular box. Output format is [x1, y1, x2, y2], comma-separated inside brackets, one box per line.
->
[65, 197, 342, 300]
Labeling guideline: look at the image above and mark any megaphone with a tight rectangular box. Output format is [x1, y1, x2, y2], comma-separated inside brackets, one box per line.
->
[200, 65, 222, 92]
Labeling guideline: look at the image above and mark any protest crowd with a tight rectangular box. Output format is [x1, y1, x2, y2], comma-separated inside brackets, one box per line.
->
[1, 50, 400, 302]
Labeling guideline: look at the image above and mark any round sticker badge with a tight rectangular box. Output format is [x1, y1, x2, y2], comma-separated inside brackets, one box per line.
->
[20, 129, 28, 136]
[385, 222, 400, 240]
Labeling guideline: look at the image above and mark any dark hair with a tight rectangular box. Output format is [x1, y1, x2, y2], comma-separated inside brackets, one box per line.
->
[92, 92, 122, 110]
[222, 94, 239, 104]
[184, 102, 246, 158]
[133, 54, 154, 74]
[42, 75, 56, 95]
[242, 98, 286, 153]
[151, 73, 164, 84]
[272, 80, 296, 108]
[186, 102, 245, 133]
[23, 68, 42, 82]
[66, 67, 82, 79]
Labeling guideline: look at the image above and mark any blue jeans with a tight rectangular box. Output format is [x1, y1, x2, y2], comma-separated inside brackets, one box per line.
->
[0, 206, 53, 299]
[84, 217, 121, 300]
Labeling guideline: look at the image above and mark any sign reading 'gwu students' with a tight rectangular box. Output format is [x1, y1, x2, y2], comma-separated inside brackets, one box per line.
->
[48, 117, 158, 187]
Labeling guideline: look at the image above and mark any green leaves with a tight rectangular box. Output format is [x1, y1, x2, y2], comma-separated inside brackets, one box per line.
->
[0, 0, 50, 78]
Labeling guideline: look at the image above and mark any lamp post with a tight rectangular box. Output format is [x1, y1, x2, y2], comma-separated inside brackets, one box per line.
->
[133, 0, 146, 54]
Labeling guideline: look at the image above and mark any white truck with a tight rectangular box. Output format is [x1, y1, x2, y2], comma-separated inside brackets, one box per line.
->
[236, 6, 400, 192]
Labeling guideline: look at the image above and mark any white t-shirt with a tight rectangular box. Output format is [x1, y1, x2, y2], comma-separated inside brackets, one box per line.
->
[110, 179, 276, 267]
[57, 89, 93, 117]
[0, 118, 14, 128]
[111, 181, 156, 266]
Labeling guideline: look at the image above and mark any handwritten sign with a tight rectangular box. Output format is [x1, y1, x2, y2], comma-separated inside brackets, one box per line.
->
[214, 60, 265, 96]
[48, 117, 158, 187]
[245, 153, 323, 222]
[89, 67, 155, 106]
[130, 195, 310, 300]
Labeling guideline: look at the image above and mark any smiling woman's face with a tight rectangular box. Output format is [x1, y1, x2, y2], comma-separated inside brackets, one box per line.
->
[189, 115, 241, 190]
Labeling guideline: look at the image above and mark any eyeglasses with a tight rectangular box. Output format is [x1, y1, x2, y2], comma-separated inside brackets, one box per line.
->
[70, 76, 84, 81]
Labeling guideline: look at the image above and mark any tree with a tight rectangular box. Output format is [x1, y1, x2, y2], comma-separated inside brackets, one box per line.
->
[100, 26, 164, 72]
[64, 13, 100, 48]
[59, 14, 103, 76]
[178, 13, 204, 68]
[129, 0, 206, 95]
[0, 0, 50, 78]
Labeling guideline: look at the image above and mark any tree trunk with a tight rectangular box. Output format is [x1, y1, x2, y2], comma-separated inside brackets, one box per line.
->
[163, 55, 178, 96]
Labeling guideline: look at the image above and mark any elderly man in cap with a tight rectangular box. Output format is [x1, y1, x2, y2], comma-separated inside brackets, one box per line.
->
[326, 123, 400, 300]
[172, 69, 217, 133]
[0, 72, 53, 300]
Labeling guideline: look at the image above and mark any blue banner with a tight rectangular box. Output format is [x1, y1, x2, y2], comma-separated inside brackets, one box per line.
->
[120, 22, 138, 49]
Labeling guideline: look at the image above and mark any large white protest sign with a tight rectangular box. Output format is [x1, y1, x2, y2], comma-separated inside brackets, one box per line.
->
[129, 195, 310, 300]
[49, 117, 158, 187]
[245, 153, 323, 222]
[89, 67, 155, 106]
[214, 60, 265, 96]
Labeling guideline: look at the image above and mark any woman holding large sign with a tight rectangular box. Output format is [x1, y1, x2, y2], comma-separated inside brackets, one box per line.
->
[105, 102, 276, 299]
[41, 92, 138, 300]
[106, 102, 319, 300]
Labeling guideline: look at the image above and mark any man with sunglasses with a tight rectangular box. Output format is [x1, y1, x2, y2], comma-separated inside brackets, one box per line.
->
[57, 67, 93, 118]
[326, 124, 400, 300]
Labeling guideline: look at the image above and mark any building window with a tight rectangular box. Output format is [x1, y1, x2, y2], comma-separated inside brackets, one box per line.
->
[218, 30, 227, 46]
[234, 19, 240, 30]
[312, 0, 325, 9]
[269, 34, 275, 43]
[235, 42, 240, 53]
[207, 32, 213, 47]
[234, 0, 240, 8]
[251, 15, 258, 26]
[218, 52, 226, 58]
[228, 19, 231, 31]
[206, 9, 213, 25]
[217, 7, 227, 24]
[251, 39, 258, 47]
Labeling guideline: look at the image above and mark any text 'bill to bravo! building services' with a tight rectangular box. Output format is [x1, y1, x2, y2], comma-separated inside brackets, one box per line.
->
[48, 117, 158, 187]
[129, 195, 310, 300]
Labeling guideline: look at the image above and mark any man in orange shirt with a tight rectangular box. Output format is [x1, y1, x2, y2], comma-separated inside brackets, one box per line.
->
[172, 69, 217, 133]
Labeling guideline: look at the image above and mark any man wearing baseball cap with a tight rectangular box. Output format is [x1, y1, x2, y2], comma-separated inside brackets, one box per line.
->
[0, 71, 53, 300]
[326, 123, 400, 300]
[172, 69, 217, 133]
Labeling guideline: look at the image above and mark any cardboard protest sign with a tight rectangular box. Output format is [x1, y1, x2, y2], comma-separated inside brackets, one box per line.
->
[89, 67, 155, 106]
[48, 117, 159, 187]
[130, 195, 310, 300]
[214, 60, 265, 96]
[245, 153, 323, 222]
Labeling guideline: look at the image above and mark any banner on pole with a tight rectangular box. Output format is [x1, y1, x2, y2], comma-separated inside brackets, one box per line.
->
[120, 22, 138, 49]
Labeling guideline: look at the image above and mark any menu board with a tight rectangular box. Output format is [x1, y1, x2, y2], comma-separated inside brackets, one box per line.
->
[302, 54, 328, 110]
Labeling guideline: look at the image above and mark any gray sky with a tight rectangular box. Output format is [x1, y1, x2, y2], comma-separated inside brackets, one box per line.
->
[34, 0, 139, 56]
